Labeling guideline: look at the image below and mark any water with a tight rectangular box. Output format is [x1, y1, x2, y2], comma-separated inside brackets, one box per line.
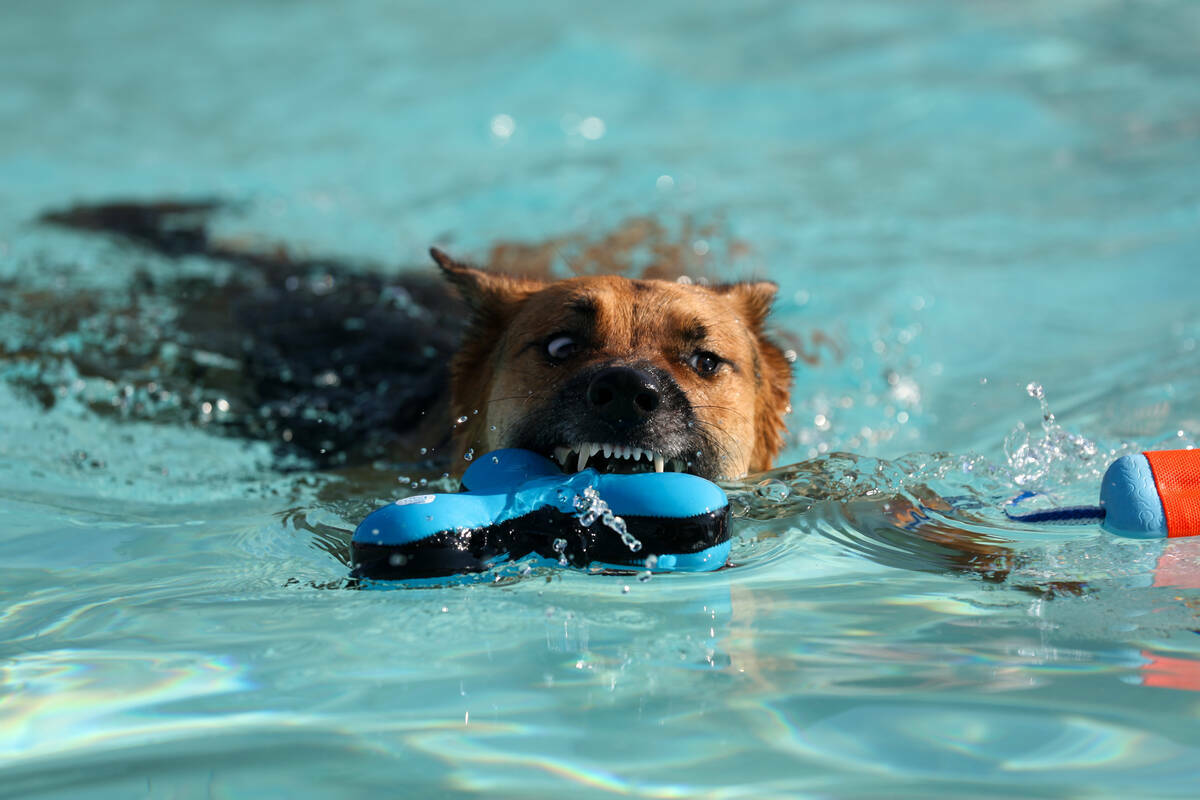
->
[3, 0, 1200, 796]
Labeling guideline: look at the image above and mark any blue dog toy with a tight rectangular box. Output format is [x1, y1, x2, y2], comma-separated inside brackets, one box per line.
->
[351, 449, 731, 580]
[1007, 449, 1200, 539]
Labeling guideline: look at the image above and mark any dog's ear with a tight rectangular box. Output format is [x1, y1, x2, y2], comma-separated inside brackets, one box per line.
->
[716, 281, 778, 329]
[716, 280, 791, 472]
[430, 247, 543, 316]
[430, 248, 546, 458]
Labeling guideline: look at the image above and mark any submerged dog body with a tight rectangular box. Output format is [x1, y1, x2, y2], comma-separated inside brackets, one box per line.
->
[432, 249, 793, 481]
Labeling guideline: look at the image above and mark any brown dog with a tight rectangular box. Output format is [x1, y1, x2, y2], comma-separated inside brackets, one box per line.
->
[430, 248, 793, 480]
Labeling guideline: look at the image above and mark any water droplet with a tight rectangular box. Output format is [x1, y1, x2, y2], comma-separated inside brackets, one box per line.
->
[552, 537, 569, 566]
[579, 116, 605, 140]
[489, 113, 515, 139]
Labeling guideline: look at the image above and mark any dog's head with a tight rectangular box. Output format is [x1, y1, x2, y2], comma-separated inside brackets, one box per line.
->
[432, 249, 792, 480]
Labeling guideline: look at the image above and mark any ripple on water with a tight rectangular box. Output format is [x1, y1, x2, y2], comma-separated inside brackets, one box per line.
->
[753, 700, 1200, 788]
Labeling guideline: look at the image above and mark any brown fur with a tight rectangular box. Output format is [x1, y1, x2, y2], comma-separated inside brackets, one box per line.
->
[431, 248, 792, 479]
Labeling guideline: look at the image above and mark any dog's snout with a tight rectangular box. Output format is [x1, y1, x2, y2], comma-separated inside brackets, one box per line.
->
[586, 366, 661, 427]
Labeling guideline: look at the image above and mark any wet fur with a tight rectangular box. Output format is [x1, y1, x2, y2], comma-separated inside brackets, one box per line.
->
[431, 249, 793, 479]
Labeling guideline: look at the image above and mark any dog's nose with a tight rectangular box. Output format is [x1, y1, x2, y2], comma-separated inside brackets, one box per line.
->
[586, 366, 661, 427]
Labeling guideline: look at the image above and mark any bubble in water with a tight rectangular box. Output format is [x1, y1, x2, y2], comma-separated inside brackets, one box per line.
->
[755, 478, 791, 502]
[1026, 381, 1045, 401]
[456, 416, 468, 425]
[621, 585, 631, 594]
[419, 447, 428, 455]
[463, 449, 474, 461]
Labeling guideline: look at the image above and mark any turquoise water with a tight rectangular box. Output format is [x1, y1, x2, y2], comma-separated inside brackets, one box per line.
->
[3, 0, 1200, 796]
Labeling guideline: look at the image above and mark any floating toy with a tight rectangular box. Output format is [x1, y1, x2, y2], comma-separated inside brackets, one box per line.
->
[351, 448, 731, 581]
[1007, 449, 1200, 538]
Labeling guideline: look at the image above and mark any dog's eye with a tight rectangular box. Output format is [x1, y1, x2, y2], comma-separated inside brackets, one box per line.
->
[688, 350, 723, 377]
[545, 334, 578, 361]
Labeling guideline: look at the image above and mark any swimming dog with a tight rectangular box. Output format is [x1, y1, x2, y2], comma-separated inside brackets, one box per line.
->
[32, 201, 792, 479]
[430, 248, 793, 480]
[28, 200, 1070, 592]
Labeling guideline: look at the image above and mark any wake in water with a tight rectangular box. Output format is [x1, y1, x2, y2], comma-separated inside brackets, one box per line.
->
[10, 200, 1200, 615]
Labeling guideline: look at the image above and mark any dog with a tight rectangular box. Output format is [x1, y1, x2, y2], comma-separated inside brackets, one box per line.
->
[429, 248, 793, 481]
[31, 201, 793, 479]
[30, 200, 1069, 593]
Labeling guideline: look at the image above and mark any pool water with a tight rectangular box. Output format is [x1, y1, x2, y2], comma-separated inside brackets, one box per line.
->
[3, 0, 1200, 796]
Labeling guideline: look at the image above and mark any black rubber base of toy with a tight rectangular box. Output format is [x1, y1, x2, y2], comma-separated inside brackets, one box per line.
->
[350, 506, 730, 580]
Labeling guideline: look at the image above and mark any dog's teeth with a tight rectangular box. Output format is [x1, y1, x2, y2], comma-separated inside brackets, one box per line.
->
[603, 444, 612, 458]
[629, 447, 640, 461]
[654, 452, 665, 473]
[554, 447, 571, 466]
[582, 442, 602, 471]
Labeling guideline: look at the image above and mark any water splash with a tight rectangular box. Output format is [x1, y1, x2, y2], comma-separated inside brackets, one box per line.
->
[571, 485, 642, 553]
[1004, 382, 1099, 489]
